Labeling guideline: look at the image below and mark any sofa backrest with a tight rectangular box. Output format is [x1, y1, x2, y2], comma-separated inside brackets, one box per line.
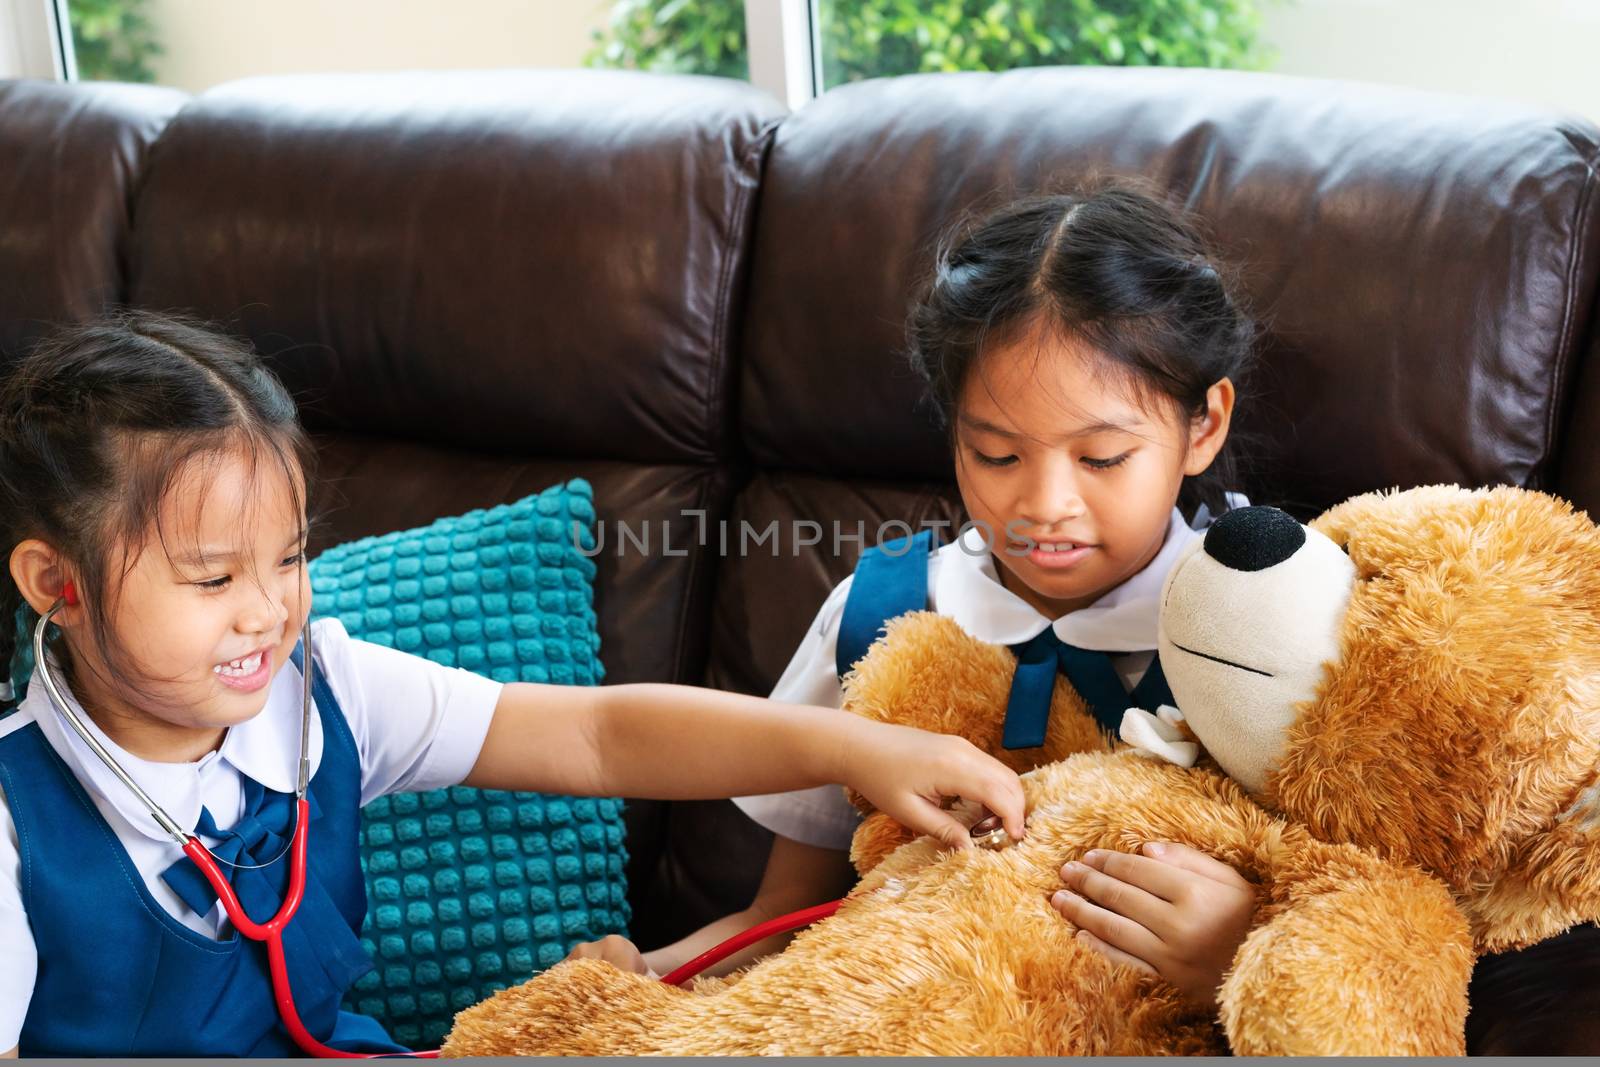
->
[121, 69, 784, 691]
[0, 79, 186, 358]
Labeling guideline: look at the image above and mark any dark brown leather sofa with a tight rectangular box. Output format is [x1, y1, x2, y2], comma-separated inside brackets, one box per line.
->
[3, 64, 1598, 1053]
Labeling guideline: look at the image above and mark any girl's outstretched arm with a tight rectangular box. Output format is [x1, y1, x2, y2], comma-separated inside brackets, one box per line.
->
[462, 682, 1026, 848]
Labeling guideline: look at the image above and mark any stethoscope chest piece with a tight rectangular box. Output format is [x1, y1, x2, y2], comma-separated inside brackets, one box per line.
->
[969, 813, 1013, 851]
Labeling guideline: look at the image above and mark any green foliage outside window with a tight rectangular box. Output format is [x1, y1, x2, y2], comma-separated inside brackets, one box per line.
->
[588, 0, 1277, 87]
[590, 0, 751, 80]
[68, 0, 163, 83]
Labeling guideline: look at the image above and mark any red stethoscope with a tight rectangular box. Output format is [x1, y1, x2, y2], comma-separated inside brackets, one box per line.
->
[31, 582, 847, 1057]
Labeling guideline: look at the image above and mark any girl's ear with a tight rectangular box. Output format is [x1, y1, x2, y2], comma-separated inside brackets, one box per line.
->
[9, 539, 78, 618]
[1183, 377, 1236, 476]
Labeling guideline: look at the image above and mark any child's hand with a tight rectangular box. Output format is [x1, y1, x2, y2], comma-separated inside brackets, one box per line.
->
[843, 722, 1026, 850]
[1050, 841, 1257, 1009]
[565, 934, 657, 977]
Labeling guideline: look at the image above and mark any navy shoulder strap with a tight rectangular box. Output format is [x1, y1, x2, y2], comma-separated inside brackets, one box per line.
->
[835, 530, 936, 678]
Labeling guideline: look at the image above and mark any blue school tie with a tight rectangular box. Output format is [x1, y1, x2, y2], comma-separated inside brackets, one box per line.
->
[161, 779, 372, 1039]
[1003, 627, 1173, 749]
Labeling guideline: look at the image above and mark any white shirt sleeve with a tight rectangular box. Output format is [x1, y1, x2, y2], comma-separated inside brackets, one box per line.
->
[0, 786, 38, 1052]
[312, 619, 504, 805]
[731, 577, 865, 851]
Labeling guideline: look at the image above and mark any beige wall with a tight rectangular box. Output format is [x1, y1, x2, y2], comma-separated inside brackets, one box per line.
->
[1263, 0, 1600, 120]
[147, 0, 609, 93]
[2, 0, 65, 79]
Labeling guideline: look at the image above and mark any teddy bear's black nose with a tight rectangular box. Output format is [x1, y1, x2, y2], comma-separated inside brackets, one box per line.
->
[1203, 506, 1306, 572]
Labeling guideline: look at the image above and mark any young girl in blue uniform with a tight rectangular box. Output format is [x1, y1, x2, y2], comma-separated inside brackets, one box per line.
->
[0, 314, 1025, 1057]
[603, 186, 1264, 1009]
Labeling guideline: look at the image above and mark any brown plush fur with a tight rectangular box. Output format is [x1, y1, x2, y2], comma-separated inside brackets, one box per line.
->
[442, 485, 1599, 1056]
[1287, 487, 1600, 953]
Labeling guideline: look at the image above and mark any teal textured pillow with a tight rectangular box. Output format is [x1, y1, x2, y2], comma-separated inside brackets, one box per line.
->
[310, 479, 630, 1049]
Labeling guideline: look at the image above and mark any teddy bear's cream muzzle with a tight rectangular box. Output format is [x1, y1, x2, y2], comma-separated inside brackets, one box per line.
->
[1153, 507, 1358, 794]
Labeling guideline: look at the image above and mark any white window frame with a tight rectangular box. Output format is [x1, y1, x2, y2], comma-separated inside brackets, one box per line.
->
[1, 0, 73, 79]
[745, 0, 822, 109]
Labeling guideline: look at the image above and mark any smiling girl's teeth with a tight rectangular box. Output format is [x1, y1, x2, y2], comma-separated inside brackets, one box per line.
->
[214, 652, 264, 677]
[1039, 542, 1079, 552]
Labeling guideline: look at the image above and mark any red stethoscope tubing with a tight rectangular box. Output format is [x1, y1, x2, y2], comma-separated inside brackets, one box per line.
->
[183, 798, 439, 1059]
[186, 795, 838, 1056]
[659, 900, 844, 987]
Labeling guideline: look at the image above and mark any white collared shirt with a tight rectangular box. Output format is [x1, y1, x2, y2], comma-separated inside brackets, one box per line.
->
[0, 617, 501, 1050]
[734, 502, 1240, 849]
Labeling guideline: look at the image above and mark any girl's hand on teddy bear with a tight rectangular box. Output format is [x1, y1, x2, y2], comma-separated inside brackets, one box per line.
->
[1050, 842, 1257, 1009]
[842, 721, 1026, 850]
[565, 934, 658, 978]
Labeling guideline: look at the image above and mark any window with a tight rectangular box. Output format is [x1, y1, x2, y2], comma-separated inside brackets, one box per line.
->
[589, 0, 1277, 104]
[23, 0, 1600, 121]
[591, 0, 749, 80]
[813, 0, 1272, 90]
[67, 0, 160, 82]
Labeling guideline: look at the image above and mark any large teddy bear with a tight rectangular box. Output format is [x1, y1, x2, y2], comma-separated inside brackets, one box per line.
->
[442, 485, 1600, 1055]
